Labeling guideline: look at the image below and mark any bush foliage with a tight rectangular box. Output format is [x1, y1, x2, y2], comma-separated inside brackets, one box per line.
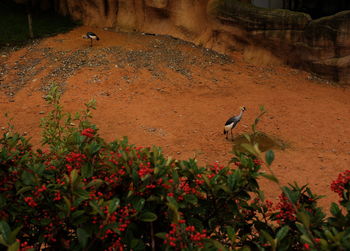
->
[0, 87, 350, 250]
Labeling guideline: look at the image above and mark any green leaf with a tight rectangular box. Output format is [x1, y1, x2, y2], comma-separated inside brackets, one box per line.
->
[261, 230, 276, 249]
[81, 164, 93, 178]
[241, 143, 259, 156]
[70, 169, 79, 185]
[204, 239, 228, 251]
[282, 187, 298, 204]
[89, 201, 104, 216]
[324, 230, 335, 241]
[276, 226, 289, 241]
[243, 133, 251, 143]
[63, 196, 72, 216]
[86, 179, 103, 188]
[130, 238, 145, 250]
[72, 210, 86, 219]
[0, 221, 11, 244]
[297, 212, 310, 229]
[165, 157, 173, 167]
[228, 170, 241, 190]
[260, 173, 279, 183]
[265, 150, 275, 166]
[77, 228, 89, 248]
[0, 235, 7, 247]
[300, 234, 313, 244]
[225, 226, 236, 243]
[330, 202, 341, 216]
[139, 212, 157, 222]
[8, 226, 22, 245]
[88, 141, 101, 155]
[217, 184, 230, 193]
[16, 186, 33, 195]
[167, 197, 178, 209]
[155, 232, 167, 239]
[7, 240, 19, 251]
[108, 198, 120, 214]
[295, 222, 308, 236]
[132, 197, 145, 212]
[184, 194, 198, 205]
[21, 171, 35, 186]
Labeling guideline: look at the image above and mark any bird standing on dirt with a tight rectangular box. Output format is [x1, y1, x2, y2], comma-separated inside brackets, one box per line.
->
[224, 106, 246, 140]
[83, 32, 100, 47]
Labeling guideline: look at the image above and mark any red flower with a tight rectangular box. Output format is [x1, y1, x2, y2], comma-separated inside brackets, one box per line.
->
[275, 193, 296, 223]
[81, 128, 95, 138]
[24, 197, 37, 207]
[331, 170, 350, 199]
[303, 243, 310, 250]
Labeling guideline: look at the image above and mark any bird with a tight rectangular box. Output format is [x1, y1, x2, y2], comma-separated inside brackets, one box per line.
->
[82, 32, 100, 47]
[224, 106, 246, 140]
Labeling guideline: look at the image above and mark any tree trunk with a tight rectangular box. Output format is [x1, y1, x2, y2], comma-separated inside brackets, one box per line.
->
[27, 12, 34, 38]
[27, 5, 34, 39]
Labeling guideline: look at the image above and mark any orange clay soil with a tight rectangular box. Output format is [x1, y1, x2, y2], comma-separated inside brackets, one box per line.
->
[1, 26, 350, 209]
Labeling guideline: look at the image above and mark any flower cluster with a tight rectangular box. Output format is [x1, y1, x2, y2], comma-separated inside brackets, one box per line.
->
[81, 128, 95, 138]
[19, 240, 34, 251]
[138, 162, 153, 178]
[98, 205, 136, 241]
[65, 152, 87, 173]
[164, 220, 208, 249]
[331, 170, 350, 200]
[209, 162, 225, 174]
[24, 197, 37, 208]
[275, 193, 296, 224]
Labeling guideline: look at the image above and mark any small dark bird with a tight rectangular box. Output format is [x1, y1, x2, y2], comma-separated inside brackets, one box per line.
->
[82, 32, 100, 47]
[224, 106, 246, 140]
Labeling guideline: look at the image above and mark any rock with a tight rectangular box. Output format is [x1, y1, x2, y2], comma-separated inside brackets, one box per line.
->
[145, 0, 168, 9]
[100, 92, 111, 96]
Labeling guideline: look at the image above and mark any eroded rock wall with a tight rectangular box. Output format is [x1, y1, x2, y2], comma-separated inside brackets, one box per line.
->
[212, 0, 350, 83]
[28, 0, 350, 84]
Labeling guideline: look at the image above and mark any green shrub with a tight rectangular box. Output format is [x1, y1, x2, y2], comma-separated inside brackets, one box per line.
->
[0, 86, 350, 250]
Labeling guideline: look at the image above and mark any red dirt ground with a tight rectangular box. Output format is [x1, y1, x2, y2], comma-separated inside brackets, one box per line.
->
[1, 26, 350, 209]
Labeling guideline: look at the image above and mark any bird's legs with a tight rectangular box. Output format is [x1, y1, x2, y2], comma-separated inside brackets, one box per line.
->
[231, 129, 234, 141]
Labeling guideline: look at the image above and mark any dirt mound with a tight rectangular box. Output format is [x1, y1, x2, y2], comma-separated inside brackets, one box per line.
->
[1, 26, 350, 209]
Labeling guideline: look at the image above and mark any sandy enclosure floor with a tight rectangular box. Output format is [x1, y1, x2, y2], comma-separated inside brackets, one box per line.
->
[1, 26, 350, 209]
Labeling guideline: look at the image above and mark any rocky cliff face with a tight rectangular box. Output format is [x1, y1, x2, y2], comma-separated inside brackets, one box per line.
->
[32, 0, 350, 84]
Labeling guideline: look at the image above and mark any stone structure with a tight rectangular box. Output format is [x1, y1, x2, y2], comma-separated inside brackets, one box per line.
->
[23, 0, 350, 84]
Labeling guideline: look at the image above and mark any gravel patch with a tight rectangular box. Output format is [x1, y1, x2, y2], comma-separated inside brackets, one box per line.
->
[1, 32, 234, 96]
